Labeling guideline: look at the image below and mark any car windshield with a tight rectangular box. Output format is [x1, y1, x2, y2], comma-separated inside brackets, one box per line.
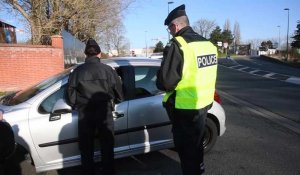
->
[1, 68, 73, 106]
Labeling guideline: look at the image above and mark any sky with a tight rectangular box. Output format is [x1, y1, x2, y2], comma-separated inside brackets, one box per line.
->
[124, 0, 300, 49]
[0, 0, 299, 49]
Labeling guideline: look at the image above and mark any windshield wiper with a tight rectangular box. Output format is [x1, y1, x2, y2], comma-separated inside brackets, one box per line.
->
[0, 92, 17, 105]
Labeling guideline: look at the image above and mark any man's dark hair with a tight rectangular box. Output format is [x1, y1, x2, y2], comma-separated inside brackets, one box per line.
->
[84, 39, 101, 56]
[85, 47, 100, 57]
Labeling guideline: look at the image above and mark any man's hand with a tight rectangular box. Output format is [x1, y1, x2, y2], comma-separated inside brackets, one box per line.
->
[0, 109, 4, 121]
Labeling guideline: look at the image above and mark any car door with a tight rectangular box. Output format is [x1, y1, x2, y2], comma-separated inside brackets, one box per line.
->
[28, 83, 80, 166]
[29, 71, 129, 167]
[127, 66, 172, 152]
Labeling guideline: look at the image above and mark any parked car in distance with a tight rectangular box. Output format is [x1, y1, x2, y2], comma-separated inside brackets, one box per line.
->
[0, 58, 226, 173]
[149, 52, 163, 59]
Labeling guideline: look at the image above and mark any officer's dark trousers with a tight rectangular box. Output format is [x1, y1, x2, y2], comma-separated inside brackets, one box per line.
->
[78, 105, 114, 175]
[166, 106, 207, 175]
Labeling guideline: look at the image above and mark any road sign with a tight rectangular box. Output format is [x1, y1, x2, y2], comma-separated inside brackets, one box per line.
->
[223, 42, 228, 48]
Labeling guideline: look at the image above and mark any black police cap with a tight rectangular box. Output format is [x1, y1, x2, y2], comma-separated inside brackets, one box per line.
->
[164, 4, 187, 26]
[84, 38, 101, 55]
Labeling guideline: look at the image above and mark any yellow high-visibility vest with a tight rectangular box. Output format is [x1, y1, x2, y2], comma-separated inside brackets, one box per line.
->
[163, 36, 218, 109]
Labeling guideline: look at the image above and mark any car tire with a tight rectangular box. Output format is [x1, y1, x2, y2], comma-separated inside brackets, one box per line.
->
[203, 117, 218, 153]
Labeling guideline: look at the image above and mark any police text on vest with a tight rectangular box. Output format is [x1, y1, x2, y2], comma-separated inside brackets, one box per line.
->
[197, 54, 217, 68]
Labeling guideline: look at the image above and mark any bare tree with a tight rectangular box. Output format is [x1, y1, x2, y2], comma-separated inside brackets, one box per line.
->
[233, 21, 241, 45]
[193, 19, 217, 39]
[246, 39, 263, 50]
[119, 38, 130, 56]
[223, 19, 231, 31]
[1, 0, 133, 44]
[99, 20, 129, 56]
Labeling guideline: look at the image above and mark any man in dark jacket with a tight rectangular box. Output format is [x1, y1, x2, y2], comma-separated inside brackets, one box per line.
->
[66, 39, 124, 175]
[156, 4, 218, 175]
[0, 110, 17, 175]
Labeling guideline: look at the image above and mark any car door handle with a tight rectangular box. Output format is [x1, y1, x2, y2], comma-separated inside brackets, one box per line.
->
[113, 112, 124, 119]
[49, 114, 61, 121]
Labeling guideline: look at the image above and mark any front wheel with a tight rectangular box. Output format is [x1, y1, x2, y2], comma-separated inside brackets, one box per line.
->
[203, 117, 218, 153]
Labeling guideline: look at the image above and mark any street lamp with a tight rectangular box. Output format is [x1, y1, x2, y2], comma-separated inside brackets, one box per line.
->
[167, 1, 174, 41]
[168, 1, 174, 14]
[277, 25, 281, 50]
[145, 31, 148, 57]
[284, 8, 289, 60]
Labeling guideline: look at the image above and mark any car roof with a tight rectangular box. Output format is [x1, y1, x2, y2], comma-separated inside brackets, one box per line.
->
[74, 57, 162, 67]
[101, 57, 162, 67]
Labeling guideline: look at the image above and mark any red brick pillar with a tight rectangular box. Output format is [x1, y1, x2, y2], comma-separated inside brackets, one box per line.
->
[51, 35, 63, 48]
[51, 35, 64, 71]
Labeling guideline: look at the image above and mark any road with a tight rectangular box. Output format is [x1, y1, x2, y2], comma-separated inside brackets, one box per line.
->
[218, 56, 300, 123]
[17, 56, 300, 175]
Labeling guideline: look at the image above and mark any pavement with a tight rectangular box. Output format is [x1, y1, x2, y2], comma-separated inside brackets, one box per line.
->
[259, 55, 300, 68]
[219, 55, 300, 67]
[219, 90, 300, 135]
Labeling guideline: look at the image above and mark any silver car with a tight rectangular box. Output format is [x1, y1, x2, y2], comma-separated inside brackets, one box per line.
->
[0, 58, 226, 173]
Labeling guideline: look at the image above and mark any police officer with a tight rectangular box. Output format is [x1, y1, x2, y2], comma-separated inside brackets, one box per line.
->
[156, 4, 218, 175]
[66, 39, 124, 175]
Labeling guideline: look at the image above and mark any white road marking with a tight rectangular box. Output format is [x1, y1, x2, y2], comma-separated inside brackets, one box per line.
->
[220, 64, 300, 86]
[238, 67, 250, 71]
[263, 73, 276, 78]
[249, 70, 261, 74]
[229, 65, 243, 69]
[286, 77, 300, 85]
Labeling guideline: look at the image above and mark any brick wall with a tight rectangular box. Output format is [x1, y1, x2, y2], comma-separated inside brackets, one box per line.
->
[0, 35, 64, 91]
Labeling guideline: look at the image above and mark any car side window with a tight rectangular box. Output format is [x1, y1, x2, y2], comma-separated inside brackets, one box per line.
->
[114, 67, 130, 100]
[134, 66, 162, 98]
[38, 85, 66, 114]
[38, 67, 126, 114]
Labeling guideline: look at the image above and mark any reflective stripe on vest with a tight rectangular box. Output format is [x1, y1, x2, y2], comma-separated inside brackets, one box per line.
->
[163, 36, 218, 109]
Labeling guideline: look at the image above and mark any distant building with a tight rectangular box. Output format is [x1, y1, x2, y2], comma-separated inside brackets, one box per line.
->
[110, 47, 154, 57]
[0, 20, 17, 43]
[236, 44, 251, 55]
[258, 47, 276, 56]
[129, 48, 148, 57]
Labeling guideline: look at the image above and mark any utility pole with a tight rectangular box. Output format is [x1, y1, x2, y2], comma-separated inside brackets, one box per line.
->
[277, 25, 281, 49]
[284, 8, 290, 61]
[145, 31, 148, 57]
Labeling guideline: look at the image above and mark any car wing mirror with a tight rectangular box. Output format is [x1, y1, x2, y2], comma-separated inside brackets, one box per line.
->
[50, 99, 72, 121]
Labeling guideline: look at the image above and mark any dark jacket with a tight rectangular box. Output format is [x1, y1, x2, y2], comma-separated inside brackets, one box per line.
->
[0, 121, 15, 162]
[156, 26, 211, 110]
[66, 56, 124, 112]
